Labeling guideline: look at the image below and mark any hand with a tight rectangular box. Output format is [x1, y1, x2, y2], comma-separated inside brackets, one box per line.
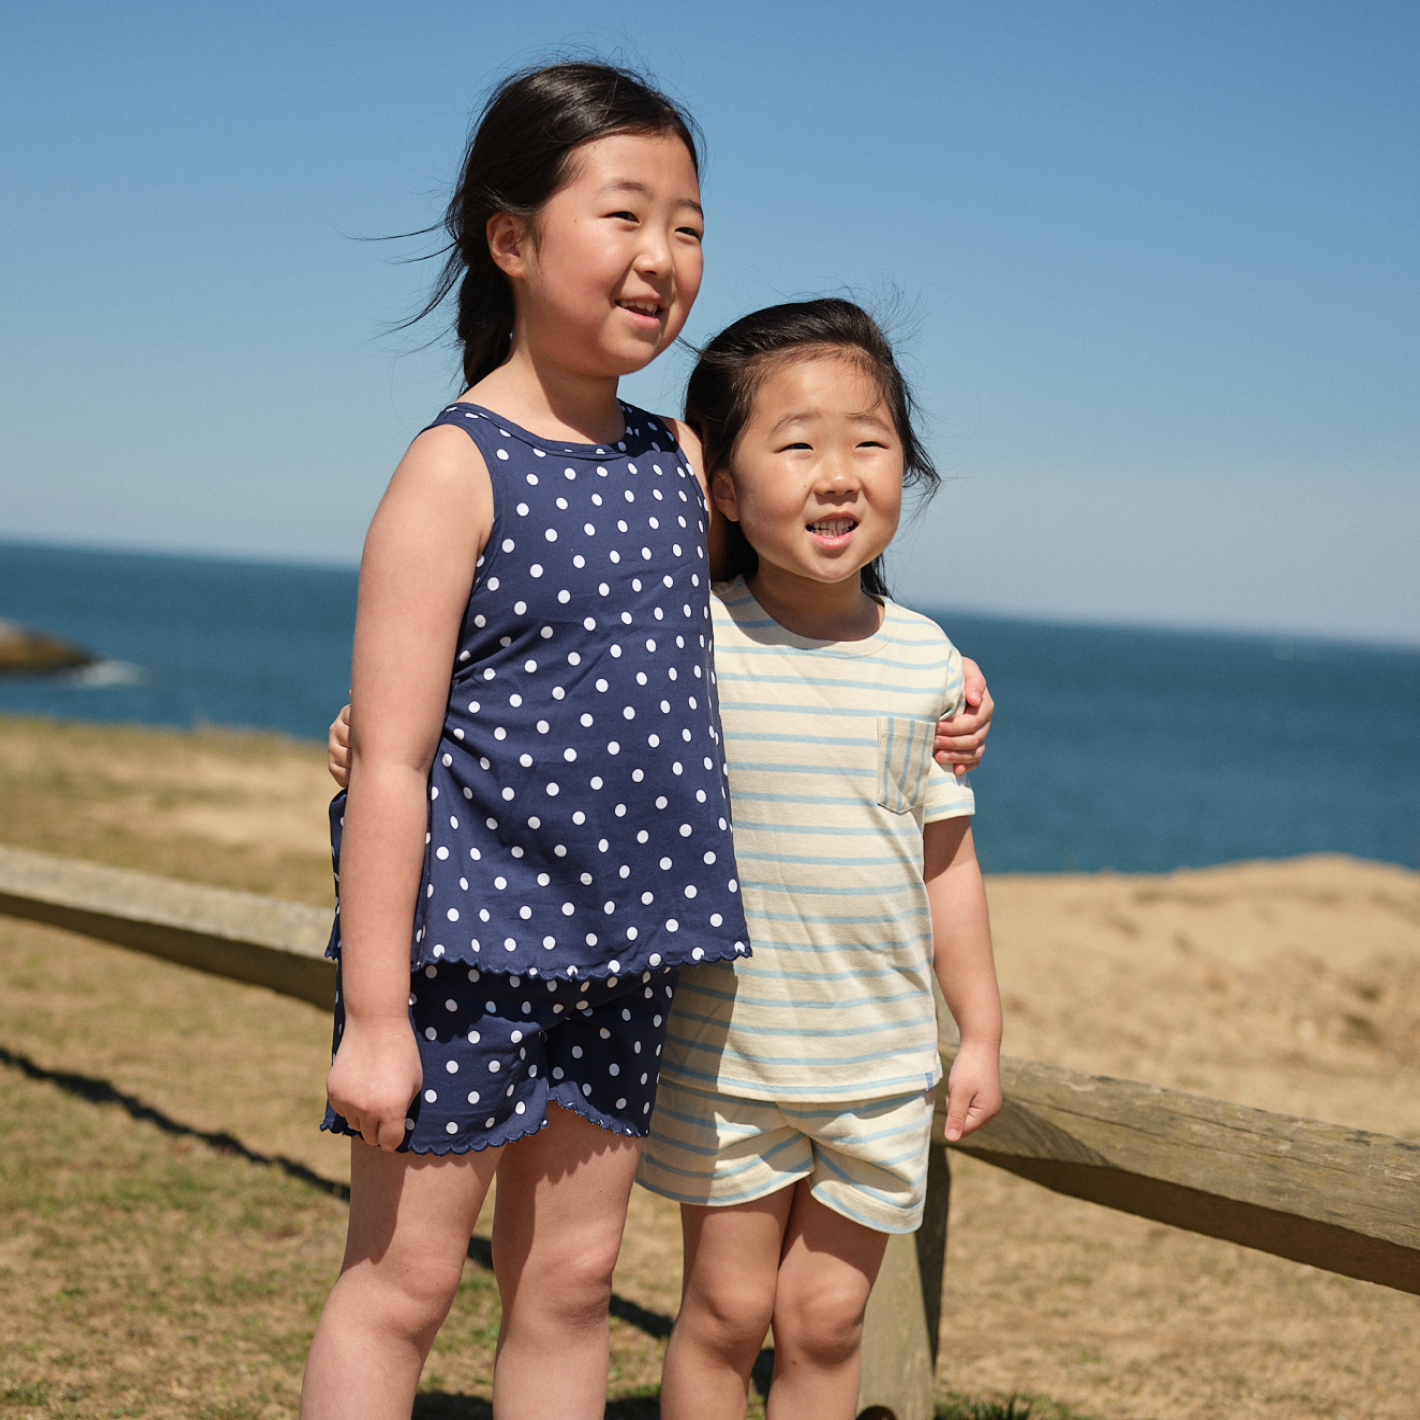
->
[935, 657, 993, 777]
[942, 1039, 1002, 1143]
[328, 704, 353, 789]
[325, 1013, 423, 1151]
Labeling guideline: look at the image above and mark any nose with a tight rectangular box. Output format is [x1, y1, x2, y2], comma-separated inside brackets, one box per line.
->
[814, 450, 859, 497]
[633, 228, 672, 280]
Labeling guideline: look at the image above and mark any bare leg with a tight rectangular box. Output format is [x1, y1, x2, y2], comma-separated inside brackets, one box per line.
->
[488, 1105, 645, 1420]
[766, 1185, 890, 1420]
[659, 1190, 795, 1420]
[301, 1140, 501, 1419]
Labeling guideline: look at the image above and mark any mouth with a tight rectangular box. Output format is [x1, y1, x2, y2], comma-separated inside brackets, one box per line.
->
[618, 298, 664, 324]
[807, 518, 857, 538]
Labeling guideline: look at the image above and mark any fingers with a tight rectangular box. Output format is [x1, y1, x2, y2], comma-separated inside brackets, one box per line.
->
[960, 656, 985, 710]
[943, 1093, 971, 1143]
[327, 705, 353, 788]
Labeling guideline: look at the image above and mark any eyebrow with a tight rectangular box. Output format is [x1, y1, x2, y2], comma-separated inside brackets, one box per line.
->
[767, 408, 894, 438]
[597, 179, 704, 217]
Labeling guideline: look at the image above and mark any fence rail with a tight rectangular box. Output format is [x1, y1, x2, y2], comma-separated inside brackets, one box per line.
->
[2, 843, 1417, 1420]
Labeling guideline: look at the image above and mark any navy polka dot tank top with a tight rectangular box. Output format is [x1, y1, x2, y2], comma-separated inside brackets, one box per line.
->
[328, 401, 751, 982]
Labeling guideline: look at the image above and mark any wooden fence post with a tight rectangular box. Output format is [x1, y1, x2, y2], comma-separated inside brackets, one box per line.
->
[856, 1141, 949, 1420]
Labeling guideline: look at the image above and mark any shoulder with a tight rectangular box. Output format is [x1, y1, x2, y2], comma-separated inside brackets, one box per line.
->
[367, 414, 495, 554]
[393, 417, 492, 498]
[882, 598, 954, 651]
[661, 417, 707, 491]
[881, 600, 964, 691]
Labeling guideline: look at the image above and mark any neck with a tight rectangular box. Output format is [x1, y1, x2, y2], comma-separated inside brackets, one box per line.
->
[746, 567, 883, 641]
[465, 338, 627, 446]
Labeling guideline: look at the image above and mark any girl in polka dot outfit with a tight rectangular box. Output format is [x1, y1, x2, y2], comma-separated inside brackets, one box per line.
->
[301, 63, 751, 1419]
[308, 63, 995, 1420]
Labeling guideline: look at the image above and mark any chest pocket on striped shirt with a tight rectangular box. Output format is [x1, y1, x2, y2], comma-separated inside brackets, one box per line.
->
[875, 715, 935, 815]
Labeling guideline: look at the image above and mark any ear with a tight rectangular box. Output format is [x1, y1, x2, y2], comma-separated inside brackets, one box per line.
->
[487, 212, 531, 279]
[709, 468, 740, 522]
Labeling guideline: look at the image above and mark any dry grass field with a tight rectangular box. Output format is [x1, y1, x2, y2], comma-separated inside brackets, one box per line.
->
[1, 712, 1417, 1418]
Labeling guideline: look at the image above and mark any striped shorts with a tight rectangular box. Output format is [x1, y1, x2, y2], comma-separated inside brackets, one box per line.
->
[637, 1076, 935, 1233]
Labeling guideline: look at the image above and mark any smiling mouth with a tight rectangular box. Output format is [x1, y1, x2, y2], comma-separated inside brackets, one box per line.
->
[618, 299, 663, 318]
[807, 518, 857, 536]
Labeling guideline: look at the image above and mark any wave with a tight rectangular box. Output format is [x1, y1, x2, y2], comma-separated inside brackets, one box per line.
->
[61, 659, 146, 689]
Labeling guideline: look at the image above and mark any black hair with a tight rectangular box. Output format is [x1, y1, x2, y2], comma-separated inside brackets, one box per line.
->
[683, 298, 940, 599]
[415, 62, 701, 389]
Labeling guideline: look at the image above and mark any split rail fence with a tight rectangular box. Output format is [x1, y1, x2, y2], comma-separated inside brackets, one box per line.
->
[2, 843, 1417, 1420]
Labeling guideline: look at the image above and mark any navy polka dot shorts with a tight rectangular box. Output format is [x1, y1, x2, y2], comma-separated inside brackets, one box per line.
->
[321, 962, 679, 1153]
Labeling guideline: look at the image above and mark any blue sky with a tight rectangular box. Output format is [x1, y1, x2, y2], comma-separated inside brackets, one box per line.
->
[2, 1, 1416, 644]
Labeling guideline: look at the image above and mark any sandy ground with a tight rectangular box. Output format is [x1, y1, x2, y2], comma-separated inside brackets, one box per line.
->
[1, 714, 1417, 1417]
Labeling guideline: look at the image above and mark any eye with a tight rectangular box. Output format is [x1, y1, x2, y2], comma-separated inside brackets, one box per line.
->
[778, 441, 812, 452]
[607, 210, 638, 222]
[676, 224, 704, 241]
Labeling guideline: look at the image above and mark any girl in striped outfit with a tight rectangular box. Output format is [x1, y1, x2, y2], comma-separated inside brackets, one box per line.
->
[638, 298, 1004, 1420]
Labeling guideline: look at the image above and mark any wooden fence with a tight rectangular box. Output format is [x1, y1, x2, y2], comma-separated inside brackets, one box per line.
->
[2, 843, 1418, 1420]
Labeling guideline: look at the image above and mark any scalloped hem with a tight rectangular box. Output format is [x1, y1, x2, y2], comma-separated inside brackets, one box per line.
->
[320, 1094, 647, 1154]
[546, 1087, 651, 1140]
[405, 938, 749, 981]
[321, 1111, 552, 1156]
[326, 937, 749, 979]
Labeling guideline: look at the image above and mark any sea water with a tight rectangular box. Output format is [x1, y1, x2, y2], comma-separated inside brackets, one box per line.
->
[1, 540, 1416, 875]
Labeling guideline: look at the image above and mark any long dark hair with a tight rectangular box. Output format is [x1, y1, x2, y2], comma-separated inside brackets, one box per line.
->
[683, 298, 940, 599]
[413, 62, 701, 390]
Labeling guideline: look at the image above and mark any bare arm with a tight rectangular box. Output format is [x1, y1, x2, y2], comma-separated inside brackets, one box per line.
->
[324, 424, 494, 1150]
[923, 817, 1002, 1142]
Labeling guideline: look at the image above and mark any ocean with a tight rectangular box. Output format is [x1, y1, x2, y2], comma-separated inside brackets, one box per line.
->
[1, 540, 1416, 875]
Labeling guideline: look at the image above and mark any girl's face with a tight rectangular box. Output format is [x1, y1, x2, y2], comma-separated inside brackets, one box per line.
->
[713, 353, 904, 597]
[494, 131, 705, 381]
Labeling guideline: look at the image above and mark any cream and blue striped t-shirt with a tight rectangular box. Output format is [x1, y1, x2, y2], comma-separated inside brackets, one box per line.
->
[660, 577, 975, 1102]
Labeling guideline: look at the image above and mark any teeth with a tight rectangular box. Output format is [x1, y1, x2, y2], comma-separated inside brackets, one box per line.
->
[809, 520, 855, 535]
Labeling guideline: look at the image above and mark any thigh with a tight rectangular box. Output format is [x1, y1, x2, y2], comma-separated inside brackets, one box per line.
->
[342, 1136, 501, 1282]
[491, 1101, 645, 1288]
[773, 1182, 889, 1323]
[679, 1189, 795, 1317]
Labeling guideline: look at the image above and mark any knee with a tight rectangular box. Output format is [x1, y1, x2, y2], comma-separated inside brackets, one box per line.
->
[682, 1273, 776, 1356]
[507, 1232, 622, 1329]
[349, 1253, 464, 1345]
[772, 1281, 868, 1368]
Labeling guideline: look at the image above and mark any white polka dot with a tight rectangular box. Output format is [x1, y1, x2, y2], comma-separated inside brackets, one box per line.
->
[447, 909, 460, 922]
[667, 919, 680, 932]
[489, 1061, 501, 1073]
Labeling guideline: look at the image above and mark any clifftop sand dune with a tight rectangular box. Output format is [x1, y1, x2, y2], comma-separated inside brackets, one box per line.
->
[989, 854, 1420, 1140]
[0, 715, 1416, 1417]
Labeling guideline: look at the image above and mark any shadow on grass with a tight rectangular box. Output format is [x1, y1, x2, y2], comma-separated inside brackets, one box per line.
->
[1, 1042, 688, 1350]
[412, 1397, 662, 1418]
[0, 1044, 349, 1200]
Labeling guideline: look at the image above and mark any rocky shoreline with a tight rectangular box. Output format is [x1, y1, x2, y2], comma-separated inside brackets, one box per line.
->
[0, 617, 95, 673]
